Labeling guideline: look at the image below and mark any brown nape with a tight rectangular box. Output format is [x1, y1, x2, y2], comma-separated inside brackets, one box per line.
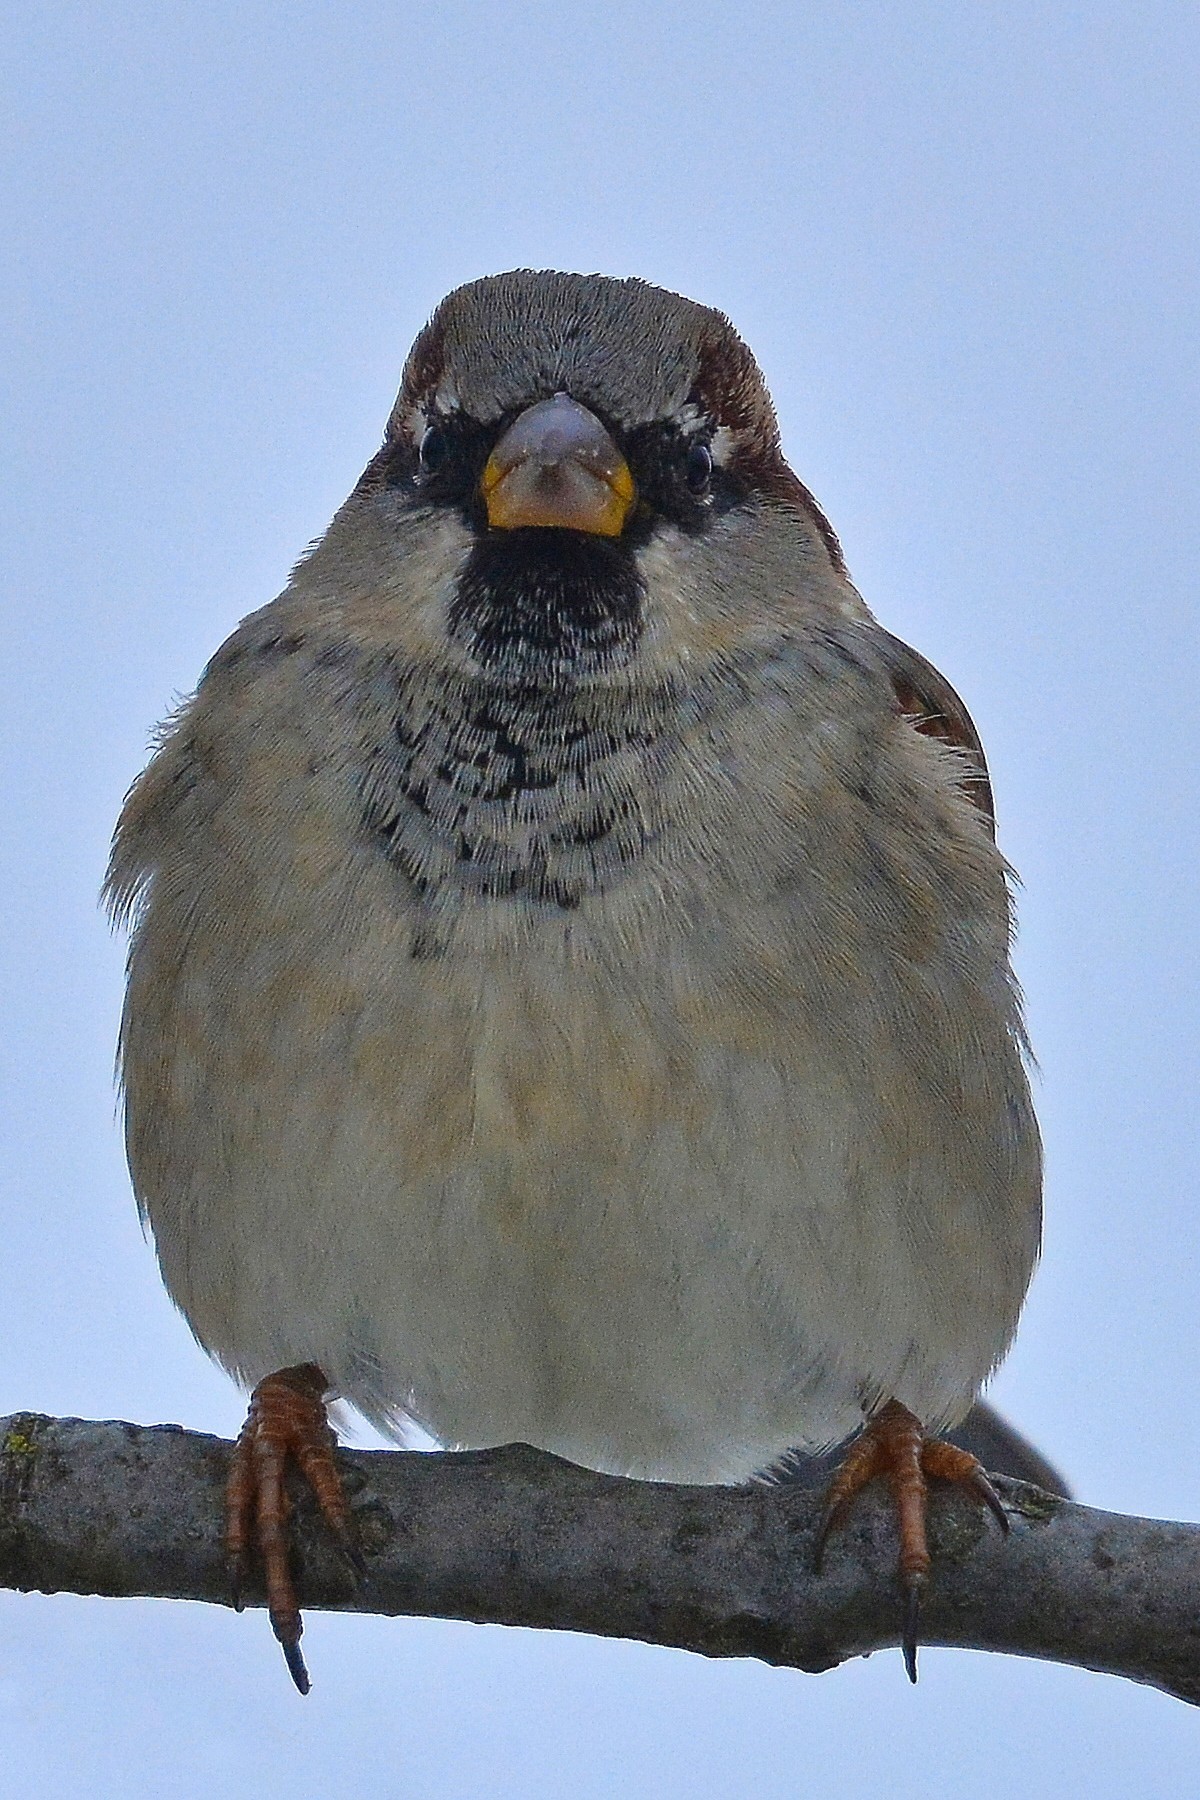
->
[764, 466, 848, 575]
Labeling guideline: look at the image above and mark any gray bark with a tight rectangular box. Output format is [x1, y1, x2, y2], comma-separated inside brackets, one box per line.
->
[1, 1412, 1196, 1704]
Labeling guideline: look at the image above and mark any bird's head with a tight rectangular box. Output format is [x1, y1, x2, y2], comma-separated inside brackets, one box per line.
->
[323, 270, 856, 683]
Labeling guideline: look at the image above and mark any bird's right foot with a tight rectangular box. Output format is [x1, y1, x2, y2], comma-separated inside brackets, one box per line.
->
[225, 1362, 361, 1694]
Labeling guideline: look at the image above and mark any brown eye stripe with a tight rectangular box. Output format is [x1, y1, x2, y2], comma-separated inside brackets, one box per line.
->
[386, 315, 449, 442]
[691, 330, 847, 573]
[691, 329, 775, 448]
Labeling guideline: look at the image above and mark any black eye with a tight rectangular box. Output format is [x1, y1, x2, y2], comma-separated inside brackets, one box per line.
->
[419, 424, 449, 474]
[685, 441, 713, 495]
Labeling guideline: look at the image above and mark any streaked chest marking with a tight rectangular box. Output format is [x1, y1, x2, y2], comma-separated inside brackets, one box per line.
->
[356, 672, 669, 912]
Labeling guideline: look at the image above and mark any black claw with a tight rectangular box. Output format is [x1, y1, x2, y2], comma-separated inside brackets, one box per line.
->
[972, 1470, 1010, 1534]
[901, 1575, 923, 1684]
[227, 1554, 248, 1614]
[813, 1503, 843, 1574]
[340, 1538, 369, 1584]
[327, 1516, 368, 1583]
[281, 1636, 311, 1695]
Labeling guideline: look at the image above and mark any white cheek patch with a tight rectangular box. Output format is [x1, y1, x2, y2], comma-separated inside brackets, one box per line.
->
[401, 383, 461, 440]
[672, 400, 706, 434]
[711, 425, 737, 468]
[672, 405, 739, 470]
[399, 403, 428, 441]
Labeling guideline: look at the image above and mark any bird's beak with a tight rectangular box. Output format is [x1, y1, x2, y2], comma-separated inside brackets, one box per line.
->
[480, 393, 636, 537]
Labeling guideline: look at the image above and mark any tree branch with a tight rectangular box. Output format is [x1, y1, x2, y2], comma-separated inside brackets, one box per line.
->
[2, 1412, 1197, 1704]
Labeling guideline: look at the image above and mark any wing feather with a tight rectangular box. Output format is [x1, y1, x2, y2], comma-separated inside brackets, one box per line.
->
[879, 630, 995, 835]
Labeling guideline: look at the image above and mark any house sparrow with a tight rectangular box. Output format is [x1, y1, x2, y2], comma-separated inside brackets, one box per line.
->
[107, 270, 1042, 1691]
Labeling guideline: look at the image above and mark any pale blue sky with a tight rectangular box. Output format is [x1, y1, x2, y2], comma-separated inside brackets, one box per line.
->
[2, 4, 1198, 1794]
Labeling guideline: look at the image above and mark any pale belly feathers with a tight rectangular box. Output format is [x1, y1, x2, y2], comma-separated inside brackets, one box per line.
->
[114, 634, 1041, 1484]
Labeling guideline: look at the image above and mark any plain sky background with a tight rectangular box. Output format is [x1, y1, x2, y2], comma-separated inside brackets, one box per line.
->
[3, 3, 1198, 1794]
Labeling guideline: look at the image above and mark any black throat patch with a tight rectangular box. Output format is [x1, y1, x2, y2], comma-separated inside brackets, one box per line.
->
[448, 528, 644, 677]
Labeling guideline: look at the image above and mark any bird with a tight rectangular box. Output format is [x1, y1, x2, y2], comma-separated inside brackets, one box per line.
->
[106, 269, 1043, 1692]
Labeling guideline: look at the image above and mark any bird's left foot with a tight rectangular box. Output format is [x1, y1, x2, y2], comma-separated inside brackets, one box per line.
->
[815, 1398, 1009, 1683]
[225, 1363, 361, 1694]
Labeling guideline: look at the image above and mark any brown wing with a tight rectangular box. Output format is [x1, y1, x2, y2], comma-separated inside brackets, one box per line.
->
[879, 629, 995, 836]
